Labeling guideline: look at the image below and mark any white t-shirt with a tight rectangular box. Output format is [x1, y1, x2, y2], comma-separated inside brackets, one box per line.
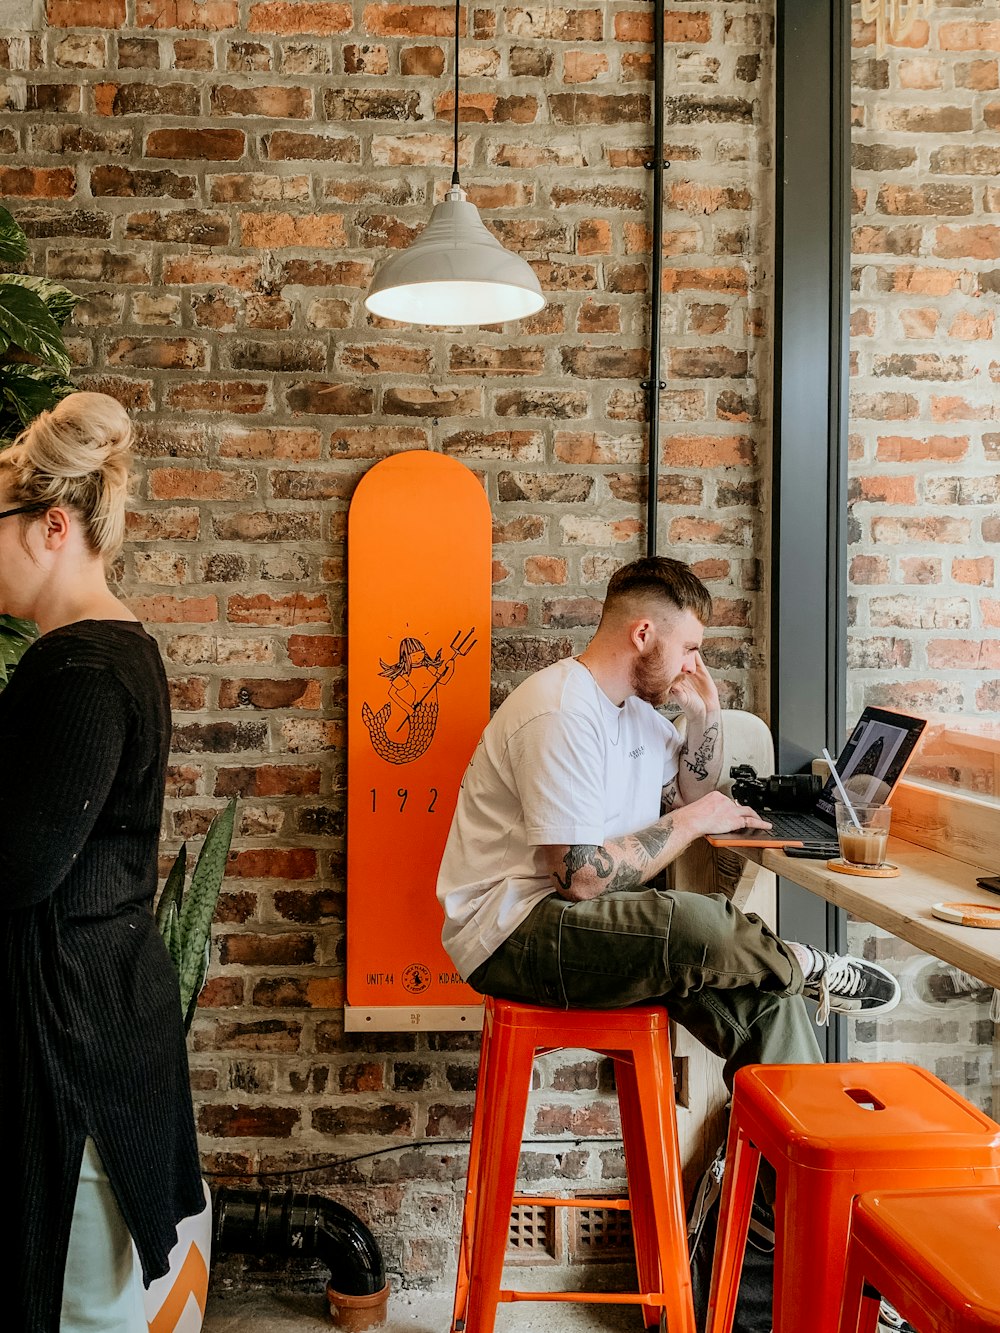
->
[437, 657, 683, 979]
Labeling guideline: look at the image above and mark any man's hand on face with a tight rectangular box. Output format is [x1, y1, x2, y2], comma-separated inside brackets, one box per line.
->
[683, 789, 771, 837]
[668, 651, 720, 725]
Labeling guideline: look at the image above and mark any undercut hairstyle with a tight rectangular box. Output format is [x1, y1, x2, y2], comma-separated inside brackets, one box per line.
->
[0, 391, 133, 563]
[603, 556, 712, 625]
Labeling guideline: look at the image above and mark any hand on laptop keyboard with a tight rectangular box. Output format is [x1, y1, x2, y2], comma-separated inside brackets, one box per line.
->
[684, 790, 773, 837]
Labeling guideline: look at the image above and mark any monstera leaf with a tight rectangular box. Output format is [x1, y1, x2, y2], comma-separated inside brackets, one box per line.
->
[0, 206, 29, 266]
[0, 207, 78, 444]
[1, 272, 79, 329]
[1, 364, 75, 437]
[0, 282, 71, 374]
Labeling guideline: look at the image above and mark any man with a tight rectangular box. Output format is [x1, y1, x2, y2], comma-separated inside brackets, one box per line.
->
[437, 556, 899, 1082]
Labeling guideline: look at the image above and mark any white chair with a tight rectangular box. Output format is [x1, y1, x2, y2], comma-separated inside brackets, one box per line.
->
[667, 710, 777, 1194]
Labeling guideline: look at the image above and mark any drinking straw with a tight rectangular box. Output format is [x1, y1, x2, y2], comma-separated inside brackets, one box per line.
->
[822, 747, 863, 829]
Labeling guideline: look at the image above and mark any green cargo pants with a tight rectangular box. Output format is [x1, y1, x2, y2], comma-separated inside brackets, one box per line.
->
[468, 888, 823, 1087]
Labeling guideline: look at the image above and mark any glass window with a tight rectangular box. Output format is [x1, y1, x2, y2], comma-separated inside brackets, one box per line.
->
[847, 11, 1000, 1082]
[848, 10, 1000, 804]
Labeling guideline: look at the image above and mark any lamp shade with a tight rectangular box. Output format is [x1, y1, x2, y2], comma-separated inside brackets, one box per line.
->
[364, 188, 545, 328]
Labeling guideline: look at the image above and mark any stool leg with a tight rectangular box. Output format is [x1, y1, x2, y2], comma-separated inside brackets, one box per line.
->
[615, 1055, 663, 1328]
[705, 1121, 761, 1333]
[452, 1005, 493, 1333]
[774, 1163, 842, 1333]
[856, 1286, 881, 1333]
[777, 1164, 1000, 1333]
[462, 1021, 536, 1333]
[628, 1032, 697, 1333]
[837, 1240, 880, 1333]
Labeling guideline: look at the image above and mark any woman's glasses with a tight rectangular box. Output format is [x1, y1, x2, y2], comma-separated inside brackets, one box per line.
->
[0, 502, 48, 522]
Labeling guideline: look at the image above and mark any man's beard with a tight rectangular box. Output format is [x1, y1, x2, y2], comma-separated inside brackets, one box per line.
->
[631, 645, 674, 707]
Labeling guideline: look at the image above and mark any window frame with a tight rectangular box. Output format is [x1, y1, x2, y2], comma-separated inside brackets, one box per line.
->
[772, 0, 852, 1054]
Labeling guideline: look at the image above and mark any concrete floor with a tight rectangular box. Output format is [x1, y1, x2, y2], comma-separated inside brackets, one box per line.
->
[202, 1289, 641, 1333]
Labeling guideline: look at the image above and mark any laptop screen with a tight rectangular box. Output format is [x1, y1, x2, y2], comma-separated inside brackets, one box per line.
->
[814, 706, 927, 821]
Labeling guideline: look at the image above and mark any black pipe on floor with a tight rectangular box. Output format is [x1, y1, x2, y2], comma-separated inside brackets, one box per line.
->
[214, 1187, 387, 1299]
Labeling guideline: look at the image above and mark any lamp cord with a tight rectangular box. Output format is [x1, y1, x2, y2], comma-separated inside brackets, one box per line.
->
[202, 1134, 625, 1181]
[452, 0, 461, 185]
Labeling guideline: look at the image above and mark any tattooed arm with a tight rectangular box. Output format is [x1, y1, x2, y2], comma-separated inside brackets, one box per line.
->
[669, 652, 724, 805]
[542, 791, 770, 902]
[677, 715, 722, 804]
[546, 816, 685, 900]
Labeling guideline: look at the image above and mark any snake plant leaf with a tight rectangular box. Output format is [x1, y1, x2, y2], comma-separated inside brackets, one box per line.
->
[0, 615, 39, 689]
[156, 842, 186, 931]
[182, 942, 210, 1034]
[162, 900, 182, 974]
[0, 282, 72, 376]
[177, 797, 237, 1023]
[0, 273, 79, 328]
[0, 206, 29, 266]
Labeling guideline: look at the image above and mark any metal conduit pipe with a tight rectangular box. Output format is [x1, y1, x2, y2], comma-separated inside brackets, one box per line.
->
[644, 0, 668, 558]
[214, 1187, 390, 1329]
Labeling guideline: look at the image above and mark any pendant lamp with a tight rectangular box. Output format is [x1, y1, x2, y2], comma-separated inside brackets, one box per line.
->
[363, 0, 545, 328]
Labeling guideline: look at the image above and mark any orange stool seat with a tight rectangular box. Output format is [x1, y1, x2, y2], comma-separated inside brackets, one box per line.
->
[706, 1063, 1000, 1333]
[451, 997, 695, 1333]
[839, 1188, 1000, 1332]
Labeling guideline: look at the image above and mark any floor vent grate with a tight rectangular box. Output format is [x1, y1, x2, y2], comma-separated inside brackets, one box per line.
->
[569, 1195, 634, 1262]
[506, 1202, 559, 1263]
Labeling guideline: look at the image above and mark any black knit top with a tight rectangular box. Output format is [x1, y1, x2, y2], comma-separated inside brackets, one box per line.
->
[0, 619, 204, 1331]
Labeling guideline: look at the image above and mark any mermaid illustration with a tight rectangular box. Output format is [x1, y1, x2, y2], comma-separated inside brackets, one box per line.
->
[362, 628, 475, 765]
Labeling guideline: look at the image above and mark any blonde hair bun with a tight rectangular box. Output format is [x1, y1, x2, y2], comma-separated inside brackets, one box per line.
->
[1, 391, 134, 560]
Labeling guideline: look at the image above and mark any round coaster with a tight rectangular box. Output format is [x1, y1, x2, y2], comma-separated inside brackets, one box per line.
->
[825, 858, 900, 878]
[931, 901, 1000, 929]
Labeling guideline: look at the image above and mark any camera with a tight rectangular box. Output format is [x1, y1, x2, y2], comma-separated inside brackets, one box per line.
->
[729, 764, 823, 813]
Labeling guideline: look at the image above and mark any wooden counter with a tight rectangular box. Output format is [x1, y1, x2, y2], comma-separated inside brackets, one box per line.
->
[672, 722, 1000, 1192]
[739, 838, 1000, 988]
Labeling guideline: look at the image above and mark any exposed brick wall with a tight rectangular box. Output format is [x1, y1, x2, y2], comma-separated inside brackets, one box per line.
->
[847, 922, 997, 1115]
[849, 5, 1000, 792]
[5, 0, 773, 1291]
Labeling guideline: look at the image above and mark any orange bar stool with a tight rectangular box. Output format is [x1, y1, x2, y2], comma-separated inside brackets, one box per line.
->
[839, 1187, 1000, 1332]
[451, 997, 695, 1333]
[706, 1063, 1000, 1333]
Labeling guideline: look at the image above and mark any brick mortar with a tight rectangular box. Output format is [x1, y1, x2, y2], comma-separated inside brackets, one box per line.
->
[849, 11, 1000, 740]
[6, 0, 774, 1290]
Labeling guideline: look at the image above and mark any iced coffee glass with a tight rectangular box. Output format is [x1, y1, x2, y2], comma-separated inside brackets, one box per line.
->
[834, 800, 891, 868]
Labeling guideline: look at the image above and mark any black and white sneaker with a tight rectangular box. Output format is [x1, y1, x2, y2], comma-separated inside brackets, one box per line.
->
[801, 949, 901, 1025]
[916, 963, 1000, 1020]
[920, 963, 990, 1003]
[877, 1298, 916, 1332]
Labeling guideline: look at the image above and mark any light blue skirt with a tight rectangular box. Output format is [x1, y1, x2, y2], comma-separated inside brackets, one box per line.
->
[61, 1138, 146, 1332]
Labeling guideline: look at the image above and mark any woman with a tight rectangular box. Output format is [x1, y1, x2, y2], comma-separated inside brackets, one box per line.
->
[0, 392, 203, 1330]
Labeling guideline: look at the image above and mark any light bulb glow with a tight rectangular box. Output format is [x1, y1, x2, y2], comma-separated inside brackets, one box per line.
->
[365, 279, 544, 328]
[364, 195, 545, 329]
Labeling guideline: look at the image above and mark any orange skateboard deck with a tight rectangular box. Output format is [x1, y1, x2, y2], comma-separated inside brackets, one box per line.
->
[346, 451, 490, 1028]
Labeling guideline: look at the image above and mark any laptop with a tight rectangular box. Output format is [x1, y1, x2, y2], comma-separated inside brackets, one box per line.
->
[707, 706, 927, 848]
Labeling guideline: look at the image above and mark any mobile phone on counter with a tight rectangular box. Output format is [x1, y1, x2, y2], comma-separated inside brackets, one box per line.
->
[783, 843, 841, 860]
